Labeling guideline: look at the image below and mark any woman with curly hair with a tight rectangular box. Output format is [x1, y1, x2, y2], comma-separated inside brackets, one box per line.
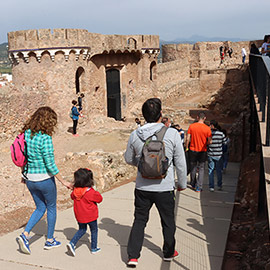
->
[16, 106, 72, 255]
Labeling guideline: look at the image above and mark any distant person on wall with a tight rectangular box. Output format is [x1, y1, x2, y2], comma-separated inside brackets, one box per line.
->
[185, 112, 212, 192]
[241, 48, 247, 63]
[261, 35, 270, 57]
[228, 47, 233, 58]
[161, 116, 171, 127]
[219, 46, 224, 65]
[250, 43, 260, 55]
[16, 107, 72, 255]
[71, 100, 80, 137]
[207, 120, 226, 192]
[67, 168, 103, 256]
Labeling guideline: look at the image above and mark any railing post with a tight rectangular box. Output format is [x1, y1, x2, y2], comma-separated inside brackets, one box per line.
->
[258, 150, 267, 216]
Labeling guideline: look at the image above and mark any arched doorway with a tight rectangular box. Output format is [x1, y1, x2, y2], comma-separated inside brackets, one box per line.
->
[106, 69, 121, 120]
[75, 67, 85, 94]
[150, 61, 157, 81]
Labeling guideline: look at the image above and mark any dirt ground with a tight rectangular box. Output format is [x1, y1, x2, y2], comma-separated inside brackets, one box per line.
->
[1, 109, 269, 269]
[0, 127, 132, 236]
[222, 152, 270, 269]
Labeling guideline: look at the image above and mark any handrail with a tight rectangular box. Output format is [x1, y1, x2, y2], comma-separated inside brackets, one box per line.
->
[249, 54, 270, 146]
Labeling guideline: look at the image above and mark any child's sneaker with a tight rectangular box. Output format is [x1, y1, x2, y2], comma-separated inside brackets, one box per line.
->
[16, 233, 31, 254]
[163, 250, 179, 261]
[91, 247, 101, 254]
[195, 187, 202, 192]
[67, 242, 75, 256]
[44, 238, 61, 250]
[127, 258, 138, 267]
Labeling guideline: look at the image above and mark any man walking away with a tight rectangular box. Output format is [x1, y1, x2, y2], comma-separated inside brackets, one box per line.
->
[124, 98, 187, 267]
[208, 120, 226, 192]
[185, 112, 212, 192]
[241, 48, 247, 64]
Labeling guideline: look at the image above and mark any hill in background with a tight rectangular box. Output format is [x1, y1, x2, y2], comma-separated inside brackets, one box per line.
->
[0, 43, 11, 74]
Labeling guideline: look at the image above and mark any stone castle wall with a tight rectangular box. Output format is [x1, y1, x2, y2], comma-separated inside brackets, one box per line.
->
[6, 29, 160, 130]
[1, 31, 259, 140]
[8, 29, 159, 53]
[162, 40, 263, 72]
[157, 59, 190, 88]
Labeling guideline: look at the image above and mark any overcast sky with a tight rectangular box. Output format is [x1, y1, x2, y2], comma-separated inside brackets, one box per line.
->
[1, 0, 270, 44]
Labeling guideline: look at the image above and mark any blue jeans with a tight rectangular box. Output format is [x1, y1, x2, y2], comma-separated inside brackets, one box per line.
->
[208, 156, 223, 189]
[70, 220, 98, 250]
[25, 177, 57, 239]
[222, 152, 229, 169]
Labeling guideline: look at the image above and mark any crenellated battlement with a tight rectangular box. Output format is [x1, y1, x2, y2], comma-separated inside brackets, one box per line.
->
[8, 29, 160, 64]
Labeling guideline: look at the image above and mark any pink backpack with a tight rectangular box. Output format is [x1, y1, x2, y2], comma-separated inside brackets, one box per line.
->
[10, 133, 28, 167]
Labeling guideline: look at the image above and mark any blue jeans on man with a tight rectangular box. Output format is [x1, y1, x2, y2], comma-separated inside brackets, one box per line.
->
[208, 156, 223, 189]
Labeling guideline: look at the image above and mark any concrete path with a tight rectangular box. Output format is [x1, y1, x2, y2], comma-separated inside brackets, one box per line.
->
[0, 162, 240, 270]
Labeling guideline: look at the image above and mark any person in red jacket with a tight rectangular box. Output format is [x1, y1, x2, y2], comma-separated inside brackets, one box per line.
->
[67, 168, 103, 256]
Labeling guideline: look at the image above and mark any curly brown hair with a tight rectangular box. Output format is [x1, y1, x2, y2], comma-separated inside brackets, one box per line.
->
[21, 107, 57, 136]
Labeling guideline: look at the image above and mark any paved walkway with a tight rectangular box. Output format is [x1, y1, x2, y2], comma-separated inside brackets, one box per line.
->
[0, 162, 240, 270]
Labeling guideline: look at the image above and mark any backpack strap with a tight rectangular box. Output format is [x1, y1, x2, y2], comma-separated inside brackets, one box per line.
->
[22, 132, 28, 180]
[155, 126, 168, 141]
[142, 126, 168, 142]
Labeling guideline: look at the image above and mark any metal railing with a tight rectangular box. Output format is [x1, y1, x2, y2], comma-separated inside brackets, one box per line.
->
[249, 54, 270, 146]
[249, 54, 270, 216]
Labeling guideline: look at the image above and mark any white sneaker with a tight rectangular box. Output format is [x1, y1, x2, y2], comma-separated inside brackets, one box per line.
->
[209, 188, 214, 192]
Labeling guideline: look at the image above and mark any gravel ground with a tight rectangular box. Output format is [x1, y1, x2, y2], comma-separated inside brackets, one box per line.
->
[0, 128, 130, 237]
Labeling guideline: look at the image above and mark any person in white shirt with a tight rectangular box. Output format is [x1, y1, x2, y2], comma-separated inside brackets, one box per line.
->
[261, 35, 270, 56]
[241, 48, 247, 63]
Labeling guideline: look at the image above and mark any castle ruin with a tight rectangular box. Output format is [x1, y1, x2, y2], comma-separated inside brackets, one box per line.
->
[8, 29, 159, 123]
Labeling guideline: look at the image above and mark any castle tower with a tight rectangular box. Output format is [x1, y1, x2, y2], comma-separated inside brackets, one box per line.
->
[8, 29, 160, 123]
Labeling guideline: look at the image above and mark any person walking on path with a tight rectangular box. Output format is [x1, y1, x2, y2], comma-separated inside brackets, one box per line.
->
[185, 112, 212, 192]
[161, 116, 171, 127]
[221, 129, 230, 173]
[208, 120, 226, 192]
[124, 98, 187, 267]
[16, 107, 72, 255]
[172, 124, 185, 144]
[67, 168, 103, 256]
[71, 100, 80, 136]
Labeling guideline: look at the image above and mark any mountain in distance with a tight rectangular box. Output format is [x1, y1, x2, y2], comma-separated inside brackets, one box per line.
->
[0, 42, 11, 73]
[160, 35, 251, 45]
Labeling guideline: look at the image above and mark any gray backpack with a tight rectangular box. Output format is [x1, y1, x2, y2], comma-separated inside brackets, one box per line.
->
[138, 126, 169, 179]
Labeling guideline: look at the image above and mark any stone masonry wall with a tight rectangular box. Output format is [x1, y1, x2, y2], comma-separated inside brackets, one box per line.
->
[8, 29, 159, 55]
[0, 85, 48, 140]
[157, 59, 190, 89]
[162, 40, 264, 74]
[7, 29, 160, 130]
